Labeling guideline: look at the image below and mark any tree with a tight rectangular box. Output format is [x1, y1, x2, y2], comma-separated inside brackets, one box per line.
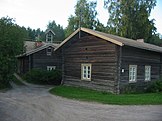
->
[47, 21, 65, 41]
[65, 0, 98, 37]
[0, 17, 27, 88]
[104, 0, 159, 44]
[26, 27, 44, 41]
[95, 20, 108, 33]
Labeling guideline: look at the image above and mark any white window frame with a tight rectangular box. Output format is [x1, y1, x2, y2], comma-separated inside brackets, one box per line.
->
[47, 66, 56, 71]
[46, 33, 53, 43]
[145, 66, 151, 81]
[129, 65, 137, 82]
[81, 64, 92, 81]
[47, 47, 52, 56]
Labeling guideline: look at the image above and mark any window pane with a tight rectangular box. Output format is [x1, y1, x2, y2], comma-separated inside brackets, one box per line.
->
[81, 64, 91, 80]
[87, 74, 90, 79]
[84, 74, 86, 78]
[129, 65, 137, 82]
[145, 66, 151, 81]
[84, 66, 86, 70]
[47, 48, 52, 55]
[83, 66, 86, 78]
[88, 66, 90, 71]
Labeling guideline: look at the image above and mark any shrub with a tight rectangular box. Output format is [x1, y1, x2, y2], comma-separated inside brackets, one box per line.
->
[120, 82, 148, 94]
[121, 84, 138, 94]
[46, 70, 62, 85]
[11, 75, 25, 85]
[146, 80, 162, 93]
[24, 69, 62, 85]
[0, 82, 11, 90]
[0, 74, 12, 90]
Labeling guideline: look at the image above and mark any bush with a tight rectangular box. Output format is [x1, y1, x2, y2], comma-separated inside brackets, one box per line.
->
[146, 80, 162, 93]
[121, 84, 139, 94]
[24, 69, 62, 85]
[0, 74, 12, 90]
[46, 70, 62, 85]
[11, 75, 24, 85]
[0, 80, 11, 90]
[0, 82, 10, 90]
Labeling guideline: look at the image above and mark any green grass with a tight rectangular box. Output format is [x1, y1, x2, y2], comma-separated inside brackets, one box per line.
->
[49, 85, 162, 105]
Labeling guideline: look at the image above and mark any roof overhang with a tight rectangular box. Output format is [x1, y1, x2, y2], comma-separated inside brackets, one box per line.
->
[54, 27, 162, 53]
[16, 44, 57, 58]
[81, 28, 123, 46]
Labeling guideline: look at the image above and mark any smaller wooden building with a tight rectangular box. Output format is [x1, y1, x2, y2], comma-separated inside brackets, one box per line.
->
[17, 42, 61, 74]
[55, 28, 162, 93]
[17, 29, 61, 74]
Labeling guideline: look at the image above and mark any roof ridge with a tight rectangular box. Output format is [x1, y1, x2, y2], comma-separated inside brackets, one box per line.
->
[55, 27, 162, 53]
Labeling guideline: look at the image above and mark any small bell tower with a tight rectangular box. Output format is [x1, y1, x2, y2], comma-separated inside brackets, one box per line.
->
[45, 29, 55, 43]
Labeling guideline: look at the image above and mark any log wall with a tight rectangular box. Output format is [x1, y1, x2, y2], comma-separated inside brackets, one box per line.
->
[62, 33, 119, 93]
[120, 46, 162, 92]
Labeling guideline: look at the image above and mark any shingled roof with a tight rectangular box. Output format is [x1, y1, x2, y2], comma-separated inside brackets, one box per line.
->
[55, 27, 162, 53]
[17, 41, 59, 57]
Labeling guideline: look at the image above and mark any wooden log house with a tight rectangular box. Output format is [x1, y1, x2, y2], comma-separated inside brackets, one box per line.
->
[55, 28, 162, 93]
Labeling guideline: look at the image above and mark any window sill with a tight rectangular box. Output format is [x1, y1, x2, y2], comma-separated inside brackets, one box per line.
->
[129, 81, 136, 83]
[81, 79, 91, 81]
[144, 80, 151, 82]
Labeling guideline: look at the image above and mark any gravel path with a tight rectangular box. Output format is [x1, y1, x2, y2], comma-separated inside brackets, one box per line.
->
[0, 85, 162, 121]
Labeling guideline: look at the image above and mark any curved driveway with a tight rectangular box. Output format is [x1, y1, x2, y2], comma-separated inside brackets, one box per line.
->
[0, 85, 162, 121]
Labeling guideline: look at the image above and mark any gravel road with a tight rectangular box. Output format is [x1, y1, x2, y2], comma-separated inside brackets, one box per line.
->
[0, 85, 162, 121]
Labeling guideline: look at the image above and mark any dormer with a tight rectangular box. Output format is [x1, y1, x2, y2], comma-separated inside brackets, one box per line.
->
[45, 29, 55, 43]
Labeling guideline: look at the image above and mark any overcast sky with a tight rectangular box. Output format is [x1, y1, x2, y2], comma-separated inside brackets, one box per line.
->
[0, 0, 162, 35]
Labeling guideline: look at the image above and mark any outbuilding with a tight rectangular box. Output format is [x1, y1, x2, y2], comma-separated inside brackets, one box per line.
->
[17, 29, 61, 74]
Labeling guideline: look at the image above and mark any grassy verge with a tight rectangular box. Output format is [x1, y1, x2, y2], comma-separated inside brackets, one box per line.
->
[49, 85, 162, 105]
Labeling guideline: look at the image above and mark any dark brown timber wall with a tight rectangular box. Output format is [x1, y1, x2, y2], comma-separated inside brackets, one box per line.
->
[32, 48, 61, 70]
[18, 56, 29, 74]
[62, 33, 119, 93]
[120, 46, 161, 92]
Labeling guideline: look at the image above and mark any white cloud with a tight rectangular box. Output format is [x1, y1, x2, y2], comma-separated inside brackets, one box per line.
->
[0, 0, 76, 30]
[0, 0, 161, 34]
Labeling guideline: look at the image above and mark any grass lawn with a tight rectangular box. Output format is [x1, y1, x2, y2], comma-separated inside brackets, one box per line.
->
[49, 85, 162, 105]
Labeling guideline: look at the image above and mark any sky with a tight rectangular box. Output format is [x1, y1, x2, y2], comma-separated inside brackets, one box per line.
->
[0, 0, 162, 35]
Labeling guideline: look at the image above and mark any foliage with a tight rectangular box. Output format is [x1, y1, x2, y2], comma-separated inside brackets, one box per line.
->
[47, 20, 65, 41]
[0, 16, 27, 89]
[24, 69, 62, 85]
[104, 0, 161, 45]
[65, 0, 98, 37]
[146, 80, 162, 93]
[0, 80, 11, 90]
[50, 85, 162, 105]
[120, 84, 139, 94]
[11, 75, 25, 86]
[26, 27, 45, 41]
[25, 21, 65, 42]
[95, 20, 109, 33]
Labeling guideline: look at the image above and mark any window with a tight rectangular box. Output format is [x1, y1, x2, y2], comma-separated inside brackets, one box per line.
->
[129, 65, 137, 82]
[81, 64, 91, 81]
[47, 66, 56, 71]
[145, 66, 151, 81]
[47, 47, 52, 56]
[46, 33, 53, 43]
